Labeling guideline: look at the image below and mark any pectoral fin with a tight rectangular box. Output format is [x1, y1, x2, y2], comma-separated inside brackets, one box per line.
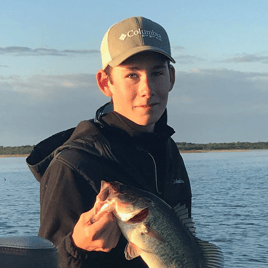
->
[124, 242, 141, 260]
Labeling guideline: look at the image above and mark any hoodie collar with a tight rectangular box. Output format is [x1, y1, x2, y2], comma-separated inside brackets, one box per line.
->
[95, 102, 175, 141]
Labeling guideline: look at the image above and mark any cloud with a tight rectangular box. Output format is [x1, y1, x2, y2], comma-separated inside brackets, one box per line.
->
[174, 55, 205, 64]
[0, 73, 99, 99]
[223, 53, 268, 64]
[0, 46, 100, 56]
[171, 45, 205, 64]
[1, 68, 268, 145]
[166, 68, 268, 143]
[172, 45, 186, 51]
[0, 73, 107, 146]
[169, 68, 268, 114]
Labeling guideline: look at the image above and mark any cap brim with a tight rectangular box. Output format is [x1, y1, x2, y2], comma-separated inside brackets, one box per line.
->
[108, 46, 175, 67]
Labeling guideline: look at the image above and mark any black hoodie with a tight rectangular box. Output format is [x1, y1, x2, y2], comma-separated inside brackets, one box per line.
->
[26, 103, 192, 268]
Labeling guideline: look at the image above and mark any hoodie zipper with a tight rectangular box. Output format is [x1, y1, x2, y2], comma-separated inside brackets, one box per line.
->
[137, 146, 162, 195]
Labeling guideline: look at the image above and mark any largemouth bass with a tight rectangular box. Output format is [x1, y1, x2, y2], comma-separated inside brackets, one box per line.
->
[94, 181, 223, 268]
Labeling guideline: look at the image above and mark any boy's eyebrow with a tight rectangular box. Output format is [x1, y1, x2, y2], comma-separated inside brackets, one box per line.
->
[152, 64, 167, 70]
[124, 64, 167, 71]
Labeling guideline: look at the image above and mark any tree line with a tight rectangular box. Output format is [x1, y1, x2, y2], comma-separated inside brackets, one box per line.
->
[0, 145, 34, 155]
[1, 142, 268, 155]
[176, 142, 268, 151]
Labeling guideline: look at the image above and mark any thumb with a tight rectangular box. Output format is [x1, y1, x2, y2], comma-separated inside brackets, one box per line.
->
[91, 202, 115, 224]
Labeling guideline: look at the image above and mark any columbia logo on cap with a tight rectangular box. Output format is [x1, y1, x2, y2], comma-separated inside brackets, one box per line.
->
[119, 34, 127, 41]
[119, 28, 162, 41]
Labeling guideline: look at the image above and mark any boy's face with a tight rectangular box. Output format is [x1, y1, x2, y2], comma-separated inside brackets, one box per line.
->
[99, 52, 175, 132]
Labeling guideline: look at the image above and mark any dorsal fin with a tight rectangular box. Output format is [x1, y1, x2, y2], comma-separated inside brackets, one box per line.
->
[198, 239, 224, 268]
[173, 204, 196, 236]
[173, 203, 224, 267]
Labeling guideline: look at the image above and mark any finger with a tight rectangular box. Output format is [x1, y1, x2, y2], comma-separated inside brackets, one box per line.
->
[86, 246, 112, 253]
[92, 212, 118, 240]
[77, 208, 95, 226]
[106, 223, 121, 248]
[82, 202, 111, 225]
[88, 226, 121, 252]
[91, 209, 108, 224]
[91, 202, 115, 223]
[93, 199, 105, 215]
[99, 225, 121, 250]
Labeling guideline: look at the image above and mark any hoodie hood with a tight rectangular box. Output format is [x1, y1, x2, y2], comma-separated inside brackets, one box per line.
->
[26, 119, 106, 182]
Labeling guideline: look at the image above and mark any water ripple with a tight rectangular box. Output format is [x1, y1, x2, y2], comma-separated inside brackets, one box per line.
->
[183, 150, 268, 267]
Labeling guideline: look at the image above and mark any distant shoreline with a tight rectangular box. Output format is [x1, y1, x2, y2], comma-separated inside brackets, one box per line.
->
[1, 142, 267, 156]
[180, 149, 251, 153]
[0, 149, 262, 158]
[0, 154, 29, 158]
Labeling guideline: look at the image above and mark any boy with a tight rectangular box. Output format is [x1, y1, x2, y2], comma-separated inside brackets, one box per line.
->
[27, 16, 192, 268]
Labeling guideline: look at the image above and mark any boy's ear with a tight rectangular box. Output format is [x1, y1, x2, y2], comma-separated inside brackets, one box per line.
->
[96, 69, 113, 97]
[169, 65, 175, 92]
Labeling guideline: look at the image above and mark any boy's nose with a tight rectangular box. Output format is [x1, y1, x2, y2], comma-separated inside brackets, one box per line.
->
[140, 76, 155, 98]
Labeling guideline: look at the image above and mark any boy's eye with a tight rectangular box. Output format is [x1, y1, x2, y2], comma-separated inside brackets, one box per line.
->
[127, 73, 138, 79]
[152, 71, 163, 77]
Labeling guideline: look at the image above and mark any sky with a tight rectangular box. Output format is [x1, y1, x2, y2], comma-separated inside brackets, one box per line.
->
[1, 0, 267, 146]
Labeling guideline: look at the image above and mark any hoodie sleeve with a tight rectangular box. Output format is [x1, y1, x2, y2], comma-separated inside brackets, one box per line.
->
[38, 150, 107, 267]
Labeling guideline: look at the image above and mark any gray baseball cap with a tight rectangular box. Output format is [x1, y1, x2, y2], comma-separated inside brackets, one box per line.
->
[100, 16, 175, 69]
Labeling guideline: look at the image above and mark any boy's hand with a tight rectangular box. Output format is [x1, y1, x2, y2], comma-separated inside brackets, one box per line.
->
[72, 207, 121, 252]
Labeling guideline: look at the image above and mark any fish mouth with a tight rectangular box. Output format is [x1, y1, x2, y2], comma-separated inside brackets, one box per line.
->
[105, 181, 151, 222]
[126, 208, 149, 223]
[115, 207, 149, 223]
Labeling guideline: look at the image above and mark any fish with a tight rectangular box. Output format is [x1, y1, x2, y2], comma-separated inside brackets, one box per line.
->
[93, 181, 224, 268]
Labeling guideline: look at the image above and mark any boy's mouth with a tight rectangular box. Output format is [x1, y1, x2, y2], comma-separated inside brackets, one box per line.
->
[136, 103, 158, 108]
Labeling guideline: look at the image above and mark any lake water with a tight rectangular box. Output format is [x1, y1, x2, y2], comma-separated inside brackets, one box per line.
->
[0, 150, 267, 267]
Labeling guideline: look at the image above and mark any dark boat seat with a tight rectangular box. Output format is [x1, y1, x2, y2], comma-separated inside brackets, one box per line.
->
[0, 236, 58, 268]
